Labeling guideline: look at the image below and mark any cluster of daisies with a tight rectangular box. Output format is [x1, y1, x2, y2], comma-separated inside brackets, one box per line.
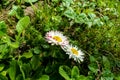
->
[45, 30, 84, 63]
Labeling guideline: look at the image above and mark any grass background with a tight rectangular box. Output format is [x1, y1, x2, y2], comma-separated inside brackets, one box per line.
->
[0, 0, 120, 80]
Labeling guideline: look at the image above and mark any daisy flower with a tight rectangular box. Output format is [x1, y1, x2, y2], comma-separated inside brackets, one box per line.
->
[63, 45, 84, 63]
[45, 30, 69, 46]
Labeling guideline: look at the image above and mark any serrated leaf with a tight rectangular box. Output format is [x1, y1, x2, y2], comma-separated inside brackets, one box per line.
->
[16, 16, 30, 33]
[59, 66, 71, 80]
[71, 66, 79, 79]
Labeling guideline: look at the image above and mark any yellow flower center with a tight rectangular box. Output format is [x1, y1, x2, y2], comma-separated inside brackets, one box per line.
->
[71, 48, 78, 55]
[53, 36, 62, 42]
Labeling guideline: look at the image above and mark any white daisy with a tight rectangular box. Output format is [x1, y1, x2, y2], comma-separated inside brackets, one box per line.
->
[45, 30, 69, 46]
[63, 45, 84, 63]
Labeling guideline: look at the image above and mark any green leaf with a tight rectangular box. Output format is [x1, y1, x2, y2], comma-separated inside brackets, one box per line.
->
[0, 21, 7, 36]
[37, 75, 49, 80]
[17, 61, 26, 80]
[71, 66, 79, 79]
[59, 65, 71, 80]
[0, 21, 7, 32]
[88, 13, 96, 20]
[16, 74, 23, 80]
[25, 78, 31, 80]
[64, 7, 76, 19]
[16, 16, 30, 34]
[9, 5, 18, 16]
[22, 51, 33, 58]
[88, 63, 98, 74]
[21, 63, 31, 78]
[77, 75, 89, 80]
[1, 35, 19, 48]
[75, 13, 87, 23]
[25, 0, 38, 3]
[8, 60, 17, 80]
[0, 44, 8, 59]
[102, 16, 109, 21]
[10, 42, 19, 48]
[0, 74, 8, 80]
[62, 0, 73, 7]
[115, 76, 120, 80]
[45, 65, 53, 74]
[9, 5, 24, 19]
[0, 31, 5, 37]
[19, 65, 25, 80]
[33, 47, 41, 54]
[89, 55, 96, 62]
[101, 69, 114, 80]
[1, 35, 11, 45]
[0, 64, 5, 71]
[31, 56, 40, 70]
[102, 56, 110, 69]
[1, 71, 7, 76]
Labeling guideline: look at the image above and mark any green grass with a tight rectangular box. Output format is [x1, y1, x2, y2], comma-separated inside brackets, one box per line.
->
[0, 0, 120, 80]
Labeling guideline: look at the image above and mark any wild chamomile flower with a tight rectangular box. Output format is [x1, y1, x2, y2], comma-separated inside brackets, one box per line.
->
[63, 45, 84, 63]
[45, 30, 69, 46]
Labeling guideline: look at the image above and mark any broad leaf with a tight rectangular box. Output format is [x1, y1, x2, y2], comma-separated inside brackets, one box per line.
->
[0, 21, 7, 33]
[102, 56, 110, 69]
[16, 16, 30, 34]
[89, 55, 96, 62]
[9, 5, 18, 16]
[22, 51, 33, 58]
[71, 66, 79, 79]
[8, 60, 17, 80]
[37, 75, 49, 80]
[0, 64, 5, 71]
[77, 75, 89, 80]
[59, 65, 71, 80]
[10, 42, 19, 48]
[0, 21, 7, 36]
[64, 7, 76, 19]
[31, 56, 40, 70]
[88, 63, 99, 74]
